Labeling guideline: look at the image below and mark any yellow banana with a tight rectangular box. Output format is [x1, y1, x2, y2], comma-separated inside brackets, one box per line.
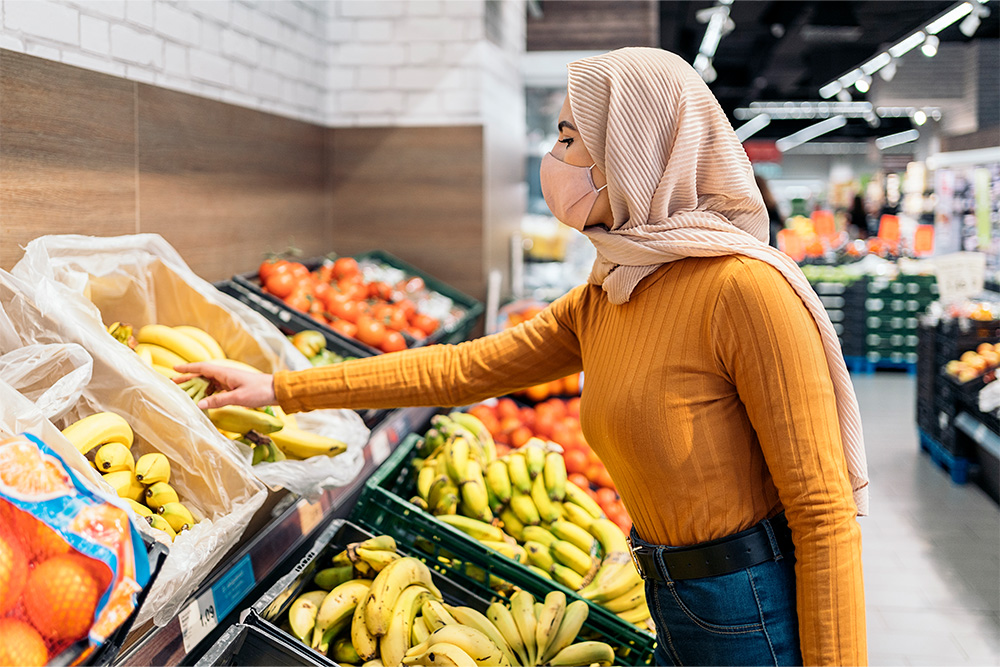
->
[421, 599, 458, 632]
[563, 501, 596, 531]
[94, 442, 135, 473]
[534, 591, 566, 662]
[412, 614, 431, 645]
[352, 591, 380, 661]
[144, 481, 180, 511]
[133, 343, 187, 370]
[564, 481, 604, 520]
[509, 589, 537, 666]
[269, 427, 347, 459]
[123, 498, 153, 517]
[444, 435, 471, 484]
[531, 473, 561, 523]
[539, 599, 589, 664]
[356, 535, 398, 552]
[427, 475, 454, 511]
[291, 330, 326, 358]
[444, 604, 519, 667]
[312, 579, 372, 651]
[587, 517, 630, 555]
[103, 470, 145, 502]
[210, 358, 264, 373]
[288, 590, 327, 642]
[365, 557, 442, 636]
[417, 465, 437, 501]
[271, 404, 297, 429]
[524, 540, 557, 571]
[159, 502, 196, 532]
[486, 602, 529, 667]
[379, 584, 436, 667]
[403, 642, 478, 667]
[543, 451, 567, 501]
[434, 491, 459, 516]
[447, 412, 496, 463]
[106, 321, 132, 345]
[145, 514, 176, 540]
[552, 539, 594, 576]
[135, 345, 154, 366]
[137, 324, 213, 363]
[497, 507, 524, 541]
[478, 540, 519, 560]
[509, 488, 540, 526]
[206, 406, 283, 435]
[604, 579, 647, 613]
[172, 325, 226, 359]
[549, 641, 615, 667]
[484, 460, 512, 504]
[550, 520, 596, 555]
[523, 442, 546, 479]
[580, 553, 642, 603]
[459, 459, 491, 522]
[356, 547, 402, 573]
[506, 453, 531, 494]
[528, 564, 553, 580]
[522, 525, 558, 548]
[134, 452, 170, 484]
[550, 563, 585, 591]
[437, 514, 504, 542]
[151, 363, 181, 379]
[62, 412, 133, 454]
[422, 625, 510, 667]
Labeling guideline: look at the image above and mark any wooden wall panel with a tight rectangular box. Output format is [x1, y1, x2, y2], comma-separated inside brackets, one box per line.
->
[527, 1, 659, 52]
[137, 85, 329, 282]
[328, 126, 486, 302]
[0, 49, 137, 270]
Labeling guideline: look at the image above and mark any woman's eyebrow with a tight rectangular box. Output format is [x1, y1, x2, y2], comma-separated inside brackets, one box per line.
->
[557, 120, 577, 132]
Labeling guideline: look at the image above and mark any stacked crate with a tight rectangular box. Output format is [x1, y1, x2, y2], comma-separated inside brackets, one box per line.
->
[810, 277, 867, 356]
[863, 275, 938, 364]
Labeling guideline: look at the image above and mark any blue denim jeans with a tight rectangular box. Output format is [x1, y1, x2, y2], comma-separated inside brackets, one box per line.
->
[631, 525, 802, 666]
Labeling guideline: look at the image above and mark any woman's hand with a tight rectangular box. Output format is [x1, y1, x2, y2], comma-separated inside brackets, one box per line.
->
[173, 363, 276, 410]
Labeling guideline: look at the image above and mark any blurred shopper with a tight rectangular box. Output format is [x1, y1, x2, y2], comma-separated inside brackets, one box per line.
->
[755, 174, 786, 247]
[180, 48, 868, 667]
[848, 194, 870, 239]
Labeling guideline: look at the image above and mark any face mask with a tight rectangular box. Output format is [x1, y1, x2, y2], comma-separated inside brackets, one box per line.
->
[540, 152, 608, 231]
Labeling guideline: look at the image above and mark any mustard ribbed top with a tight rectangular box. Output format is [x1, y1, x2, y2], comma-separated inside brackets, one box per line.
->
[275, 256, 866, 665]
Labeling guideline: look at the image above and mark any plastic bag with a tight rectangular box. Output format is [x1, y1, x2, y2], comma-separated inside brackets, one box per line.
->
[14, 234, 369, 498]
[0, 343, 93, 423]
[0, 432, 151, 665]
[0, 268, 267, 626]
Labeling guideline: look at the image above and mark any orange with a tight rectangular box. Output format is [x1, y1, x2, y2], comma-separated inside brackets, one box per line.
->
[24, 555, 99, 643]
[1, 502, 71, 564]
[0, 619, 48, 667]
[595, 487, 618, 511]
[0, 438, 71, 498]
[0, 532, 27, 615]
[567, 473, 591, 491]
[510, 427, 533, 449]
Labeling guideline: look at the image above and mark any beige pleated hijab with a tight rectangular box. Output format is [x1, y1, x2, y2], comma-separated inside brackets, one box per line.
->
[568, 48, 869, 515]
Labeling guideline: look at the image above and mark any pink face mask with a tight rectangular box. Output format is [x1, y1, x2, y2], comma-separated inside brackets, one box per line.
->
[540, 152, 608, 231]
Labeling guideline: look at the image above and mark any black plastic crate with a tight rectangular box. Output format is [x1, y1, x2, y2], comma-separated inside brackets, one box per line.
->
[195, 623, 331, 667]
[232, 251, 483, 356]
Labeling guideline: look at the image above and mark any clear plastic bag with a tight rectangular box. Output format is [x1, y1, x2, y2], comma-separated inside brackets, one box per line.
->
[0, 343, 93, 423]
[13, 234, 369, 498]
[0, 267, 267, 626]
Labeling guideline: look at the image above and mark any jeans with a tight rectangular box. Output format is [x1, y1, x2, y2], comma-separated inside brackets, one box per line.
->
[631, 524, 802, 666]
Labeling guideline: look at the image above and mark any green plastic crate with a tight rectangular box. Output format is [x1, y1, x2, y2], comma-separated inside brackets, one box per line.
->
[350, 433, 656, 666]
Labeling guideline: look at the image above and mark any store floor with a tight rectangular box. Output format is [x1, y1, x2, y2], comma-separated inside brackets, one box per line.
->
[854, 373, 999, 666]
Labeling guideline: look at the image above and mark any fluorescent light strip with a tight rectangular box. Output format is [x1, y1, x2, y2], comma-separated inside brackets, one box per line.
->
[819, 81, 843, 99]
[876, 129, 920, 150]
[861, 52, 892, 75]
[776, 116, 848, 152]
[889, 31, 926, 57]
[926, 2, 974, 33]
[735, 114, 771, 141]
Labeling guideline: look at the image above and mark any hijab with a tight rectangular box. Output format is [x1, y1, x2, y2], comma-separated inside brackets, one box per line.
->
[568, 47, 869, 514]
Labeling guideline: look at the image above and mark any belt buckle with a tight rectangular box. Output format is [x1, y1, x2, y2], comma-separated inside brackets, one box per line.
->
[625, 534, 647, 580]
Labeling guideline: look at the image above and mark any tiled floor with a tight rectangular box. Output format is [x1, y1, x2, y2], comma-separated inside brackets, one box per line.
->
[853, 373, 999, 666]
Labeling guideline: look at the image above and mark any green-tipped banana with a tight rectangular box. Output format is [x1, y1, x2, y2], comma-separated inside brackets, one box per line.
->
[522, 525, 558, 548]
[564, 481, 604, 520]
[524, 540, 557, 571]
[356, 547, 402, 573]
[417, 465, 437, 501]
[531, 473, 561, 523]
[540, 600, 589, 664]
[484, 460, 512, 504]
[549, 641, 615, 667]
[134, 452, 170, 484]
[506, 453, 532, 495]
[497, 507, 525, 541]
[563, 501, 597, 531]
[437, 514, 504, 542]
[448, 412, 497, 463]
[145, 514, 177, 540]
[445, 604, 518, 667]
[312, 579, 372, 651]
[524, 443, 546, 480]
[459, 459, 492, 522]
[444, 435, 471, 484]
[159, 502, 196, 532]
[550, 520, 596, 555]
[332, 636, 361, 664]
[94, 442, 135, 473]
[289, 590, 328, 642]
[509, 488, 540, 526]
[315, 565, 354, 591]
[144, 481, 180, 511]
[206, 405, 283, 435]
[551, 540, 594, 577]
[528, 564, 553, 579]
[551, 563, 586, 591]
[543, 451, 567, 501]
[587, 518, 630, 555]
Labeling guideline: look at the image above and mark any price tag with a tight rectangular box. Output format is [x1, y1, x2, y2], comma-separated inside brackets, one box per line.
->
[298, 499, 325, 535]
[369, 429, 391, 465]
[178, 589, 217, 654]
[933, 251, 986, 303]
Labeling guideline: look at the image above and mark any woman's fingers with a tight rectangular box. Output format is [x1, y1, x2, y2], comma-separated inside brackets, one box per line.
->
[197, 390, 239, 410]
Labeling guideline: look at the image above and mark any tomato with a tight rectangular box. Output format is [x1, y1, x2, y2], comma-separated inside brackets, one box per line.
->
[285, 290, 311, 312]
[338, 278, 367, 302]
[328, 297, 360, 324]
[333, 257, 360, 281]
[380, 331, 407, 353]
[310, 312, 328, 325]
[259, 258, 287, 282]
[265, 271, 296, 299]
[313, 281, 332, 303]
[510, 426, 533, 449]
[496, 398, 519, 421]
[567, 473, 591, 490]
[594, 467, 616, 490]
[355, 315, 387, 348]
[412, 313, 439, 336]
[595, 487, 618, 510]
[396, 299, 417, 320]
[385, 307, 408, 332]
[404, 326, 426, 341]
[329, 318, 358, 339]
[316, 262, 335, 284]
[566, 396, 581, 418]
[287, 262, 310, 279]
[564, 449, 589, 476]
[369, 281, 393, 301]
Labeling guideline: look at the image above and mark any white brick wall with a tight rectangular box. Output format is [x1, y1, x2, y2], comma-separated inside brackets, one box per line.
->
[0, 0, 525, 129]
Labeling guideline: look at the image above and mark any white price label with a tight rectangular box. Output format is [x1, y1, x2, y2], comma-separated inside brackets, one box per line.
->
[933, 251, 986, 304]
[178, 589, 218, 654]
[298, 499, 324, 535]
[369, 430, 391, 465]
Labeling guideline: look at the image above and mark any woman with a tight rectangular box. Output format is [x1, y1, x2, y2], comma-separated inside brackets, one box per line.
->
[180, 48, 868, 666]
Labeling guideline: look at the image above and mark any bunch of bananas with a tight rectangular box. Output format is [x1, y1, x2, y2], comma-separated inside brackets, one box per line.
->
[410, 414, 651, 630]
[289, 330, 354, 366]
[286, 534, 616, 666]
[106, 322, 350, 463]
[61, 412, 195, 541]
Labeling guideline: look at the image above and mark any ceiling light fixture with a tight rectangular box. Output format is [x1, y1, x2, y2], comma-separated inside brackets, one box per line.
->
[861, 52, 892, 76]
[735, 102, 941, 121]
[854, 75, 872, 93]
[959, 2, 990, 36]
[819, 81, 843, 99]
[926, 2, 974, 34]
[776, 116, 848, 152]
[921, 34, 940, 56]
[693, 0, 735, 82]
[735, 114, 771, 142]
[879, 58, 898, 82]
[837, 89, 853, 102]
[912, 110, 928, 125]
[876, 129, 920, 150]
[889, 31, 926, 58]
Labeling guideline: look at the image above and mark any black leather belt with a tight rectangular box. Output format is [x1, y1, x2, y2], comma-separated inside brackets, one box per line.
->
[628, 513, 794, 582]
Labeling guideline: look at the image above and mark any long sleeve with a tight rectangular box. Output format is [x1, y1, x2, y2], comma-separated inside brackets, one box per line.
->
[711, 259, 866, 666]
[274, 290, 584, 413]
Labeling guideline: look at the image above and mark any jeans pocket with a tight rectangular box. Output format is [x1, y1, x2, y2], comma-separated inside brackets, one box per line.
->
[658, 569, 764, 635]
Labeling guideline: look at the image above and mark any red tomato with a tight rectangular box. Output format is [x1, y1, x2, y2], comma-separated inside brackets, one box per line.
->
[265, 271, 296, 299]
[355, 316, 387, 348]
[284, 290, 311, 312]
[316, 262, 335, 284]
[369, 281, 393, 301]
[404, 326, 426, 341]
[310, 312, 328, 325]
[566, 397, 582, 418]
[412, 313, 439, 337]
[567, 473, 591, 490]
[594, 467, 616, 490]
[333, 257, 360, 281]
[313, 281, 332, 303]
[595, 487, 618, 510]
[518, 407, 536, 428]
[380, 331, 407, 353]
[328, 298, 360, 324]
[329, 318, 358, 339]
[496, 398, 520, 421]
[533, 413, 555, 439]
[338, 278, 367, 302]
[510, 427, 533, 449]
[259, 258, 287, 282]
[396, 299, 417, 320]
[564, 449, 589, 476]
[286, 262, 310, 279]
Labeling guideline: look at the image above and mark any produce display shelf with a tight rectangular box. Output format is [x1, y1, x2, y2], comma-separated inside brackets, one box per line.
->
[918, 428, 976, 485]
[113, 406, 435, 667]
[955, 412, 1000, 459]
[352, 431, 657, 666]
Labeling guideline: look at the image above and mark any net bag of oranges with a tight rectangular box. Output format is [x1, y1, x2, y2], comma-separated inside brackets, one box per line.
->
[0, 432, 151, 667]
